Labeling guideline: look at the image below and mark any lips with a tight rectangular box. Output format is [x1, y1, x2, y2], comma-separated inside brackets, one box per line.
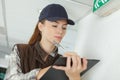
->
[54, 36, 62, 40]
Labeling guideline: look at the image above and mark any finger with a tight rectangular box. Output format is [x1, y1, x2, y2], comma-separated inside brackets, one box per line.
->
[63, 52, 77, 57]
[71, 55, 78, 68]
[76, 56, 81, 69]
[82, 58, 88, 71]
[63, 54, 70, 57]
[52, 66, 66, 71]
[63, 52, 72, 57]
[66, 56, 71, 69]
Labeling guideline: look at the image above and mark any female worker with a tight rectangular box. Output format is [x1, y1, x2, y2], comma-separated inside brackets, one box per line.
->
[4, 4, 87, 80]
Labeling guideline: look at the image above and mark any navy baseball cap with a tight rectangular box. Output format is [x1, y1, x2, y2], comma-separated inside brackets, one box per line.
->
[39, 4, 75, 25]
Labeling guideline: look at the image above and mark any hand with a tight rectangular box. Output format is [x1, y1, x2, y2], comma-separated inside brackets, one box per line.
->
[53, 52, 88, 80]
[36, 66, 51, 80]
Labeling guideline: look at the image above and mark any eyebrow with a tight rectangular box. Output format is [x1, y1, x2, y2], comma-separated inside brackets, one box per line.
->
[53, 21, 67, 25]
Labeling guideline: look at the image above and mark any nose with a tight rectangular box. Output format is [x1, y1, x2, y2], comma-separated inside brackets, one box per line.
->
[57, 26, 63, 34]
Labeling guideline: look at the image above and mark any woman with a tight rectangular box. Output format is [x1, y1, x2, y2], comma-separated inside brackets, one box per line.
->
[4, 4, 87, 80]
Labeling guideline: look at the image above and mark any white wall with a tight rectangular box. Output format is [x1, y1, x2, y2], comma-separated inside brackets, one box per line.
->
[0, 0, 4, 27]
[5, 0, 54, 46]
[75, 10, 120, 80]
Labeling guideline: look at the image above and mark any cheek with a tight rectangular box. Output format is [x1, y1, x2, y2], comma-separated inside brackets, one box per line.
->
[46, 28, 54, 34]
[62, 31, 66, 36]
[45, 28, 55, 37]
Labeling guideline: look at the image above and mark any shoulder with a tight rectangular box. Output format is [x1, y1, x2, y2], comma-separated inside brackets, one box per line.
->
[12, 43, 33, 58]
[12, 43, 32, 56]
[13, 43, 30, 51]
[16, 43, 29, 48]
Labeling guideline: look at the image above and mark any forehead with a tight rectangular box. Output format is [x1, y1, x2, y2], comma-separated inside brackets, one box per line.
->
[45, 19, 68, 25]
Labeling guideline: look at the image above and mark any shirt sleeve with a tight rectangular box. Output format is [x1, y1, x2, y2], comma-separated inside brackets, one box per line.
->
[4, 46, 40, 80]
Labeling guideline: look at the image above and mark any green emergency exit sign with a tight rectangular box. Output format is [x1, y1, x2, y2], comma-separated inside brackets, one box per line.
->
[93, 0, 110, 12]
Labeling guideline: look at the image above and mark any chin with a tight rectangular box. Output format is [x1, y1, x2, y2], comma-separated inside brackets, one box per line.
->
[54, 40, 61, 43]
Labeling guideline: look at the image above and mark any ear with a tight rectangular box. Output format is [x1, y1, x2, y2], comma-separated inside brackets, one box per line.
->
[38, 22, 43, 31]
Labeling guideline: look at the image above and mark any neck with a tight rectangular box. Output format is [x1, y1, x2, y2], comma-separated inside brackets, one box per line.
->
[40, 40, 55, 54]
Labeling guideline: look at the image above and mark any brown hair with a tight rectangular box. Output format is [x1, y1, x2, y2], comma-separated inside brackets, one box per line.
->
[28, 20, 45, 45]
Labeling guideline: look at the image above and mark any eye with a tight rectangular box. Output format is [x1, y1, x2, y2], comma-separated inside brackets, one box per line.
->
[52, 25, 57, 28]
[62, 27, 67, 30]
[62, 26, 67, 30]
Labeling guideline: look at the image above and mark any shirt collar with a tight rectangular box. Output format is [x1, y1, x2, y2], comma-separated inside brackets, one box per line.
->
[34, 41, 58, 60]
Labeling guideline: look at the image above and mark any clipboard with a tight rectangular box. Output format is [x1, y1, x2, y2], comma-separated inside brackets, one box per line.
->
[40, 57, 100, 80]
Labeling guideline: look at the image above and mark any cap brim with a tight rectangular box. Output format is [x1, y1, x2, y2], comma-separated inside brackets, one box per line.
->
[67, 19, 75, 25]
[47, 17, 75, 25]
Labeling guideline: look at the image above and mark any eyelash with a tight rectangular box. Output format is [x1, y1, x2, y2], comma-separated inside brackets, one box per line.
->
[52, 25, 57, 27]
[62, 27, 67, 30]
[52, 25, 67, 30]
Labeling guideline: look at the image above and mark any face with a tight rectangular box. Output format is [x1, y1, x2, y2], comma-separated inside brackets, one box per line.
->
[38, 19, 67, 44]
